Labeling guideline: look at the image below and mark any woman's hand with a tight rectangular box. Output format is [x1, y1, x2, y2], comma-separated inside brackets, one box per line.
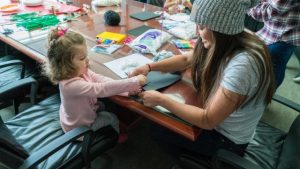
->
[137, 74, 147, 86]
[139, 91, 166, 107]
[129, 64, 150, 77]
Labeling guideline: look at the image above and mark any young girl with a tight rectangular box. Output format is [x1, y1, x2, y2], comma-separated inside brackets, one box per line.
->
[130, 0, 275, 162]
[44, 27, 146, 136]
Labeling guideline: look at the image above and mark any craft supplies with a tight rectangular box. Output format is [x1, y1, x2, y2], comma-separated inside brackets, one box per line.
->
[128, 29, 172, 55]
[91, 44, 122, 55]
[96, 32, 126, 44]
[172, 39, 196, 49]
[11, 13, 60, 30]
[104, 10, 120, 26]
[152, 50, 174, 62]
[96, 38, 115, 44]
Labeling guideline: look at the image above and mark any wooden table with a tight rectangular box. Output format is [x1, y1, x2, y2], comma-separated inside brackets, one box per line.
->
[0, 0, 201, 141]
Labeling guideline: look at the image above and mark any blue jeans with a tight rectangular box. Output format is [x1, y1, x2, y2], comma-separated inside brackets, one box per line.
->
[268, 42, 295, 88]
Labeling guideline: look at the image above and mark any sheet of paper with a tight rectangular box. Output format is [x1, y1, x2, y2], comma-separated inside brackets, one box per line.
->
[168, 13, 190, 22]
[154, 93, 185, 114]
[104, 53, 153, 78]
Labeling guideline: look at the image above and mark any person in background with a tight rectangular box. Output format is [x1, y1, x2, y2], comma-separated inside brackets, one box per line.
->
[43, 27, 146, 141]
[147, 0, 193, 13]
[129, 0, 274, 166]
[293, 47, 300, 83]
[248, 0, 300, 88]
[164, 0, 193, 13]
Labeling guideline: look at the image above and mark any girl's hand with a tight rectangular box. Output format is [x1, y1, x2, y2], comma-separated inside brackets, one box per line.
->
[137, 74, 147, 86]
[139, 91, 165, 107]
[129, 64, 150, 77]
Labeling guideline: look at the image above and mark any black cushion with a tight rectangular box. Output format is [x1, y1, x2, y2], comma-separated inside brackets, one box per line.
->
[243, 121, 286, 169]
[0, 117, 29, 168]
[277, 115, 300, 169]
[5, 94, 82, 169]
[4, 94, 118, 169]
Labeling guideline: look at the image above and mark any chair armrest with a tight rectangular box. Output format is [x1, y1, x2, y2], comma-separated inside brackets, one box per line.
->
[212, 149, 263, 169]
[18, 126, 93, 169]
[272, 94, 300, 113]
[0, 77, 38, 105]
[0, 60, 25, 79]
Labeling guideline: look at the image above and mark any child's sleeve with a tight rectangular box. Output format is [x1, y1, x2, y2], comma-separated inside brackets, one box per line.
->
[88, 69, 114, 83]
[62, 77, 140, 98]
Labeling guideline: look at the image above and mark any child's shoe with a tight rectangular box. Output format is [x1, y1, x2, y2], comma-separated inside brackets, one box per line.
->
[118, 133, 128, 144]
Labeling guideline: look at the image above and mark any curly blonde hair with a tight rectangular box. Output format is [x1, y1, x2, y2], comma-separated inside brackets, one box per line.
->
[43, 27, 86, 84]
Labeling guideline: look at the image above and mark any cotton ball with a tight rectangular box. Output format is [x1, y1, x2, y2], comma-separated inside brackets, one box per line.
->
[104, 10, 121, 26]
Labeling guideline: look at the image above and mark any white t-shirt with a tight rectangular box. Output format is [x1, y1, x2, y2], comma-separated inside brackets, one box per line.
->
[215, 52, 268, 144]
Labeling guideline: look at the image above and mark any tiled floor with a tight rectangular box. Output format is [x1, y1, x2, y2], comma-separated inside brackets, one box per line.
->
[1, 53, 299, 169]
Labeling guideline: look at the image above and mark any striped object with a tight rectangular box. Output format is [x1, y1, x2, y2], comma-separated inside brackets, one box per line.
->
[190, 0, 251, 35]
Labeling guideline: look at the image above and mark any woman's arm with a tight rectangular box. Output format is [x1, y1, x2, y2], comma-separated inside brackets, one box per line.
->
[129, 51, 193, 77]
[140, 86, 246, 129]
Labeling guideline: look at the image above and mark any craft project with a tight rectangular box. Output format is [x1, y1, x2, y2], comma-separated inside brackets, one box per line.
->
[128, 29, 172, 55]
[143, 71, 181, 91]
[104, 53, 153, 78]
[91, 44, 122, 55]
[12, 13, 60, 30]
[154, 94, 184, 113]
[0, 4, 19, 13]
[154, 93, 192, 126]
[167, 21, 196, 40]
[96, 32, 126, 44]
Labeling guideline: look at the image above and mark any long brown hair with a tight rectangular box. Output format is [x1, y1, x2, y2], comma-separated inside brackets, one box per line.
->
[43, 28, 86, 84]
[191, 31, 275, 106]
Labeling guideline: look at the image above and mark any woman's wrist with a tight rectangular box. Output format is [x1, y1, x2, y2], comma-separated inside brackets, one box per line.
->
[146, 63, 152, 72]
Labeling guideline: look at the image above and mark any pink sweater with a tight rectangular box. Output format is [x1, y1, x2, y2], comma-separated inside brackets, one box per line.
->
[59, 69, 140, 132]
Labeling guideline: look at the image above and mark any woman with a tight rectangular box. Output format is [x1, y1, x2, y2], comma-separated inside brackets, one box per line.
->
[129, 0, 275, 160]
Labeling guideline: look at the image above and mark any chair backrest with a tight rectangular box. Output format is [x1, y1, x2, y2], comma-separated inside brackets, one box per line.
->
[0, 116, 28, 168]
[276, 115, 300, 169]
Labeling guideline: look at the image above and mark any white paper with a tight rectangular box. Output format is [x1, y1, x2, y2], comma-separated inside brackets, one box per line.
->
[154, 93, 185, 114]
[104, 53, 153, 78]
[168, 13, 190, 22]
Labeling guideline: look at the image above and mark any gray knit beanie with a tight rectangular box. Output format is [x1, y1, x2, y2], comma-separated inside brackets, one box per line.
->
[190, 0, 253, 35]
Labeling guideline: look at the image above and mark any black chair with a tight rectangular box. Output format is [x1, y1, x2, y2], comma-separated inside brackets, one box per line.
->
[0, 94, 118, 169]
[0, 58, 39, 113]
[179, 94, 300, 169]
